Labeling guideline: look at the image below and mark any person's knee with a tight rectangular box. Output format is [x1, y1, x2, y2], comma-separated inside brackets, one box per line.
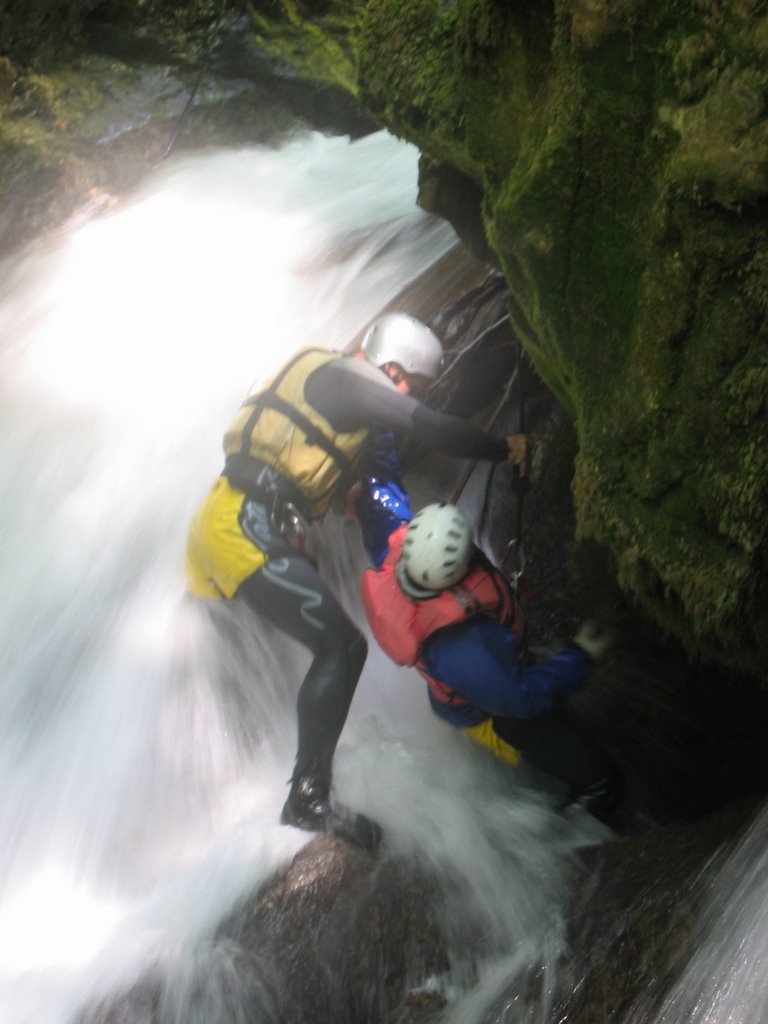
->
[300, 625, 367, 715]
[320, 617, 366, 662]
[313, 621, 367, 684]
[333, 626, 367, 701]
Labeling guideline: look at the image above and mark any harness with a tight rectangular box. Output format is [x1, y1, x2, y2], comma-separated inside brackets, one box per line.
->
[223, 348, 368, 520]
[361, 525, 525, 709]
[236, 348, 353, 476]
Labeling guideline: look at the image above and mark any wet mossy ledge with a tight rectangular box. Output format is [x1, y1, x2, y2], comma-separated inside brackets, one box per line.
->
[1, 0, 767, 683]
[249, 0, 768, 684]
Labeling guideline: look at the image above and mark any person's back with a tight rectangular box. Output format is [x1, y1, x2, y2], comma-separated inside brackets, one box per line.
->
[222, 347, 392, 521]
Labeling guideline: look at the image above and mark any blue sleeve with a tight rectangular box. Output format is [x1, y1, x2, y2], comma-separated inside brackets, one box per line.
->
[422, 617, 590, 719]
[356, 424, 413, 568]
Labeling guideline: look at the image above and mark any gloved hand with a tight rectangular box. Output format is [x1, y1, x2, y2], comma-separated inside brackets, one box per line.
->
[573, 619, 612, 661]
[505, 433, 528, 475]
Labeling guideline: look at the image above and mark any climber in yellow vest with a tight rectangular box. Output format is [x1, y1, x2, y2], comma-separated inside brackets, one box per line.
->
[186, 312, 527, 849]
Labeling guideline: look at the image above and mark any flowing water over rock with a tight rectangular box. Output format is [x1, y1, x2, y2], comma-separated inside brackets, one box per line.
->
[0, 128, 606, 1024]
[643, 803, 768, 1024]
[6, 122, 768, 1024]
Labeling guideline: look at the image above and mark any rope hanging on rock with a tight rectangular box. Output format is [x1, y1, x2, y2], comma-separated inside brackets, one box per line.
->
[500, 335, 529, 592]
[448, 335, 529, 595]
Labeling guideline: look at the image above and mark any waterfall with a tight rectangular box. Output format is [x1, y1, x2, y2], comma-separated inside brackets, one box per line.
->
[0, 128, 599, 1024]
[641, 801, 768, 1024]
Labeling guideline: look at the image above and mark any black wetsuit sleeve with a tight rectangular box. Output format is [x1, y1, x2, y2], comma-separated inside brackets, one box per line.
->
[305, 358, 509, 462]
[409, 403, 508, 460]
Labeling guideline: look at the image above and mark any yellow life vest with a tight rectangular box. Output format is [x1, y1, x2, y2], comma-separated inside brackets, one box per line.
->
[223, 348, 369, 519]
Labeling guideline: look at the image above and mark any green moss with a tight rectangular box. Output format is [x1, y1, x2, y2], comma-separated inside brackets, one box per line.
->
[572, 188, 768, 670]
[0, 55, 137, 193]
[248, 1, 363, 93]
[486, 22, 661, 427]
[662, 66, 768, 206]
[358, 0, 465, 168]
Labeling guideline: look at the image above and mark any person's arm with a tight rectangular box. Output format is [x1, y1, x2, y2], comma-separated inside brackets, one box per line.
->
[421, 617, 590, 719]
[354, 424, 413, 569]
[306, 358, 509, 462]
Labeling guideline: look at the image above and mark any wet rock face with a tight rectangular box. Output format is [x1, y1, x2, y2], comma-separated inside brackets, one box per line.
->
[78, 800, 763, 1024]
[218, 836, 448, 1023]
[78, 836, 450, 1024]
[550, 797, 762, 1024]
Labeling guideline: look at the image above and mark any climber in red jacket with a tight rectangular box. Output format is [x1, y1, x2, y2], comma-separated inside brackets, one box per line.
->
[359, 497, 624, 823]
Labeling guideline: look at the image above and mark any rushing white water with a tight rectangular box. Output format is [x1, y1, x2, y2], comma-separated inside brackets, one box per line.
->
[638, 799, 768, 1024]
[0, 128, 599, 1024]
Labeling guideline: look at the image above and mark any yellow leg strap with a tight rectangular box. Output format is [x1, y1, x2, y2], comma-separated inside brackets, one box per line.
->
[464, 718, 521, 767]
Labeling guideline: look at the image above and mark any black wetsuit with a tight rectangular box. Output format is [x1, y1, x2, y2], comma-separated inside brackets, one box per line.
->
[235, 357, 508, 791]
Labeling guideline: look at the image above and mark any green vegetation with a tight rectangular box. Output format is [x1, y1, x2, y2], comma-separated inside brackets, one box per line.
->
[247, 1, 363, 93]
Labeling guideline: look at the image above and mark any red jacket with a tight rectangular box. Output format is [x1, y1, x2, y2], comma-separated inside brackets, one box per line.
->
[360, 525, 524, 708]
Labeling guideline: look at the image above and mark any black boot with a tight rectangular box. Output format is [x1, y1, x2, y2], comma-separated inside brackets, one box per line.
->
[281, 775, 332, 832]
[281, 776, 383, 851]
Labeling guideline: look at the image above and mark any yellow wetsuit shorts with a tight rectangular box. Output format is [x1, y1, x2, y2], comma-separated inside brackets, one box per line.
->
[186, 476, 268, 600]
[464, 718, 521, 767]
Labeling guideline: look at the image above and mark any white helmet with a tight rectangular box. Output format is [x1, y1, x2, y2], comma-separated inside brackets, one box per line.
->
[360, 313, 443, 380]
[396, 502, 472, 599]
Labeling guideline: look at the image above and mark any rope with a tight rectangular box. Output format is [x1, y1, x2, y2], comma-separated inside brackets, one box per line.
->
[502, 336, 529, 589]
[449, 364, 518, 505]
[448, 337, 529, 593]
[437, 314, 510, 388]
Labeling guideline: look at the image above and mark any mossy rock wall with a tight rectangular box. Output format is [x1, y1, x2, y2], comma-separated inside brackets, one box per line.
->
[345, 0, 768, 680]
